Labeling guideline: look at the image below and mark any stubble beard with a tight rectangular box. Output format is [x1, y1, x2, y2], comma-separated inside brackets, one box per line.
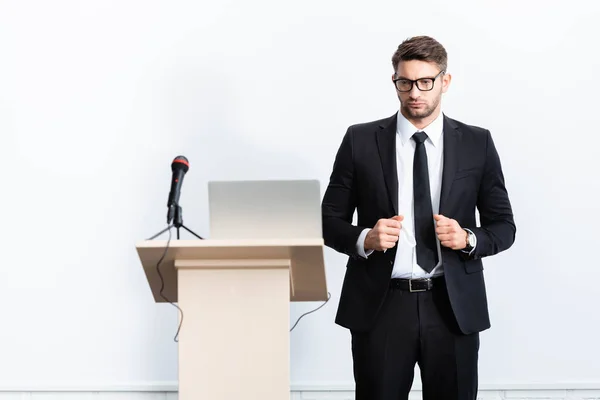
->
[400, 93, 442, 120]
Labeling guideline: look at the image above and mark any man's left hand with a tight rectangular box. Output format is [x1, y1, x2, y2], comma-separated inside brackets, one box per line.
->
[433, 214, 467, 250]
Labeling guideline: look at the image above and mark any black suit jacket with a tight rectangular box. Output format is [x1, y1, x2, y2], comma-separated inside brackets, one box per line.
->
[321, 112, 516, 335]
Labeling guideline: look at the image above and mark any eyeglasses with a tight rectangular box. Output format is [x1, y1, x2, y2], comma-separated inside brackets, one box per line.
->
[393, 70, 445, 92]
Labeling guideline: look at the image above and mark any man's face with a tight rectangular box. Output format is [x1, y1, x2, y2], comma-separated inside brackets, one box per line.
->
[393, 60, 450, 120]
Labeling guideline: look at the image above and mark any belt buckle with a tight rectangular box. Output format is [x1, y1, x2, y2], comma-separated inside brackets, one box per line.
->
[409, 278, 430, 293]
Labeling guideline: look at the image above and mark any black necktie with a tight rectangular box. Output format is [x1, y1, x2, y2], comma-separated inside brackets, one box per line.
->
[412, 131, 438, 272]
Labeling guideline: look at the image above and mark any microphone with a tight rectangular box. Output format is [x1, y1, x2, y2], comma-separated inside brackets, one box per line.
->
[167, 155, 189, 224]
[147, 154, 203, 240]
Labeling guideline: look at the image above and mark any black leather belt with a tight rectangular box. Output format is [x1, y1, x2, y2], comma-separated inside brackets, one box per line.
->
[389, 276, 444, 292]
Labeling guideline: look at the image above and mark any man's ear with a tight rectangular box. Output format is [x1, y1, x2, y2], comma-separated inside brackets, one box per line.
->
[442, 73, 452, 93]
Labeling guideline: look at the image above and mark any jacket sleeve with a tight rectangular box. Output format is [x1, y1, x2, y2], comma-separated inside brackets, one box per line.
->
[466, 130, 516, 259]
[321, 127, 365, 259]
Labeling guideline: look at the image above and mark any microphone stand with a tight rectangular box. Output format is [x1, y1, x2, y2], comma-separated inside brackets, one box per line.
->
[147, 204, 204, 240]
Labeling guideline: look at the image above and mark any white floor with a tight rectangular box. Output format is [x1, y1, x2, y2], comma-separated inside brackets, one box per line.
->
[0, 390, 599, 400]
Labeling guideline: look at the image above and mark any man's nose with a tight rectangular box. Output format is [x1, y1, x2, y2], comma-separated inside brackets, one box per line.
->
[409, 84, 421, 99]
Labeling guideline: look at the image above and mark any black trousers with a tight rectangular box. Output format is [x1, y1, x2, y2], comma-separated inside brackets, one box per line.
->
[350, 277, 480, 400]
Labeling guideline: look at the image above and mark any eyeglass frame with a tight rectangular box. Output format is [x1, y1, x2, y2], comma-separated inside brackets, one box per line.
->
[392, 70, 445, 92]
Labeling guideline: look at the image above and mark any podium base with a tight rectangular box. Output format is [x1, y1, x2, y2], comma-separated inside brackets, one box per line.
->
[176, 258, 291, 400]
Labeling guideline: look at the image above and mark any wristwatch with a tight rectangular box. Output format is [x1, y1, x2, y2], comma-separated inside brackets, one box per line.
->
[464, 229, 476, 252]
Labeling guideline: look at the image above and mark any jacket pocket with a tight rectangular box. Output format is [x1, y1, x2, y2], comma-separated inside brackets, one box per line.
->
[454, 167, 479, 181]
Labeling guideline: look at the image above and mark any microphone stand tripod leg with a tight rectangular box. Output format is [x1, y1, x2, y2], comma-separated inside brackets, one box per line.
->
[146, 204, 203, 241]
[147, 225, 173, 241]
[180, 225, 203, 240]
[173, 205, 204, 240]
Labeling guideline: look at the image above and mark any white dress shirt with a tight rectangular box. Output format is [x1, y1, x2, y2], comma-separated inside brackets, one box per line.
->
[356, 110, 468, 278]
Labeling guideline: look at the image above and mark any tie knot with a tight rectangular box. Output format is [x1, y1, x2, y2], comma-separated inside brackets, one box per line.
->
[412, 131, 428, 144]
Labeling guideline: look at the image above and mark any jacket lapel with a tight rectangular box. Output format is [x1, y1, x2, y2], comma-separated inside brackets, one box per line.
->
[439, 115, 461, 214]
[376, 114, 399, 215]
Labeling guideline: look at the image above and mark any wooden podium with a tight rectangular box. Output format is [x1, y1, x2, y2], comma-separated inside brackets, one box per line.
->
[135, 237, 327, 400]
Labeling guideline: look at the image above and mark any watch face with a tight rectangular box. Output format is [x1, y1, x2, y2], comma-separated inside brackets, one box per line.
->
[468, 234, 475, 246]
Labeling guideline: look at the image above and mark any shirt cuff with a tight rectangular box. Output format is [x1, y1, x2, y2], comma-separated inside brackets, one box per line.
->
[356, 228, 374, 258]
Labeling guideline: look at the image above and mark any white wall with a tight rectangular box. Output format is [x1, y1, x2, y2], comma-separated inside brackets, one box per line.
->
[1, 0, 599, 393]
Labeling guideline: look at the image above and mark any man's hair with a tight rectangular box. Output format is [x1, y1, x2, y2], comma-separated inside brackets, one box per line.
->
[391, 36, 447, 73]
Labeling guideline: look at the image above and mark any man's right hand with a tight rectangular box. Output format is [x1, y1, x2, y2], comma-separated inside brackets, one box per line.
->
[364, 216, 404, 252]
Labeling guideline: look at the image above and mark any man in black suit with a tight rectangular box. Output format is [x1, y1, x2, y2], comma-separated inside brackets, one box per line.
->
[321, 36, 516, 400]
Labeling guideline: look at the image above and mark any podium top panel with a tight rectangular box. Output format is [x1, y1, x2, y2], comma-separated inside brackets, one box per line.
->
[136, 238, 327, 303]
[207, 179, 322, 240]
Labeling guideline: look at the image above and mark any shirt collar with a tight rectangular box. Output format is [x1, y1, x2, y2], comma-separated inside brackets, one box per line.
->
[396, 109, 444, 147]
